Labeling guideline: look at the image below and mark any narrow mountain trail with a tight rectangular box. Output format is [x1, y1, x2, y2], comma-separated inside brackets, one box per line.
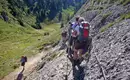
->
[25, 48, 88, 80]
[2, 49, 52, 80]
[25, 50, 72, 80]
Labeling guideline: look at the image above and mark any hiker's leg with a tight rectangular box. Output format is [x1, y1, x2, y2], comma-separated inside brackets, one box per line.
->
[73, 39, 80, 60]
[23, 62, 25, 68]
[78, 49, 83, 60]
[69, 36, 73, 47]
[73, 49, 78, 60]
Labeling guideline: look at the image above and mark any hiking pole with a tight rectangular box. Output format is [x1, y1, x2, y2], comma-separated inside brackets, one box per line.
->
[65, 53, 68, 80]
[95, 54, 106, 80]
[65, 41, 72, 80]
[65, 34, 73, 80]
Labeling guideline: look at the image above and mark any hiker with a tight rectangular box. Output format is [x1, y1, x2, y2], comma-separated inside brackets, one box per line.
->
[69, 16, 80, 47]
[20, 56, 27, 68]
[67, 16, 80, 59]
[61, 31, 68, 43]
[73, 17, 91, 62]
[68, 22, 74, 39]
[60, 31, 68, 50]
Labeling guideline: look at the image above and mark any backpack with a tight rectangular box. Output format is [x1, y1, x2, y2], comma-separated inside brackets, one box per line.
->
[78, 21, 90, 42]
[24, 56, 27, 62]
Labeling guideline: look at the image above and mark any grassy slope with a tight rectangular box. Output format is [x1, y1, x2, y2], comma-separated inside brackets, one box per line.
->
[0, 20, 61, 78]
[0, 0, 75, 78]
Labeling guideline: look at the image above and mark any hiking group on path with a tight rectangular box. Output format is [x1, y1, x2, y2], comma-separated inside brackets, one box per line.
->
[62, 15, 91, 66]
[17, 15, 91, 80]
[15, 15, 91, 80]
[61, 16, 92, 80]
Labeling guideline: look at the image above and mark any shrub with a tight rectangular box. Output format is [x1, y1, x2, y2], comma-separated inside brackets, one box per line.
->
[100, 22, 114, 32]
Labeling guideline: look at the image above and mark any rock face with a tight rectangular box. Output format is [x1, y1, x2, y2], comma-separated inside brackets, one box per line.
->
[26, 0, 130, 80]
[26, 50, 73, 80]
[85, 19, 130, 80]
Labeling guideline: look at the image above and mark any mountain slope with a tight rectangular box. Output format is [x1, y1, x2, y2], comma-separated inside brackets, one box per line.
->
[75, 0, 130, 80]
[24, 0, 130, 80]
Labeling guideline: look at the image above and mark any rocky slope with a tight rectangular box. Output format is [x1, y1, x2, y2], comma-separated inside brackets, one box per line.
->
[85, 19, 130, 80]
[25, 0, 130, 80]
[25, 48, 73, 80]
[79, 0, 130, 80]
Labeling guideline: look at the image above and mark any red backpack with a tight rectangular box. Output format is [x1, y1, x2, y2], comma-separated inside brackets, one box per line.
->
[78, 21, 90, 41]
[82, 22, 89, 38]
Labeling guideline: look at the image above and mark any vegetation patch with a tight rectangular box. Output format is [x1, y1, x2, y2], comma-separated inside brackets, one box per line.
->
[100, 22, 115, 32]
[0, 20, 61, 78]
[47, 53, 58, 61]
[119, 0, 130, 5]
[102, 12, 112, 21]
[100, 12, 130, 32]
[120, 12, 130, 20]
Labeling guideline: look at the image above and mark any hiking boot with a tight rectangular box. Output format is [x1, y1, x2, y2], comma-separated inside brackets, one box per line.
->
[80, 60, 86, 67]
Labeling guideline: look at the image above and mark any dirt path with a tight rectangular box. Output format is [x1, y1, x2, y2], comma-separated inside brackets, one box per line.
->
[2, 50, 49, 80]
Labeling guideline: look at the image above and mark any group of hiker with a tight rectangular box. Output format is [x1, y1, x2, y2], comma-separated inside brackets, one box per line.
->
[61, 15, 91, 66]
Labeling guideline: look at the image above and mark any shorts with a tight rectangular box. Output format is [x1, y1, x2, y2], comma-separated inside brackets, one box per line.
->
[69, 36, 77, 46]
[74, 39, 89, 54]
[75, 40, 86, 50]
[21, 62, 25, 66]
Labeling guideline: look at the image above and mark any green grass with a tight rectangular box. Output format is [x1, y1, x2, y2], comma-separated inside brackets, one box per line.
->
[118, 0, 130, 5]
[47, 53, 58, 61]
[102, 12, 112, 20]
[100, 22, 115, 32]
[0, 20, 61, 78]
[120, 12, 130, 20]
[108, 0, 130, 5]
[100, 12, 130, 32]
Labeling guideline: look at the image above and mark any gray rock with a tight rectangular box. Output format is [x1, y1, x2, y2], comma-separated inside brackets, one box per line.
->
[81, 10, 100, 22]
[90, 5, 127, 37]
[26, 51, 72, 80]
[85, 19, 130, 80]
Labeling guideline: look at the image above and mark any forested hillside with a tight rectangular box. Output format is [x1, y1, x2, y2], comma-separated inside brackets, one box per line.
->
[0, 0, 87, 29]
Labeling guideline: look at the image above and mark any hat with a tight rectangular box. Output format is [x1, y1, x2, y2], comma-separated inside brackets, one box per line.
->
[79, 17, 85, 22]
[75, 15, 80, 21]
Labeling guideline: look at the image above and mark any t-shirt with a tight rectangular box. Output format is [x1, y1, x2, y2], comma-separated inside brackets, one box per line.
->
[71, 22, 80, 37]
[21, 58, 25, 63]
